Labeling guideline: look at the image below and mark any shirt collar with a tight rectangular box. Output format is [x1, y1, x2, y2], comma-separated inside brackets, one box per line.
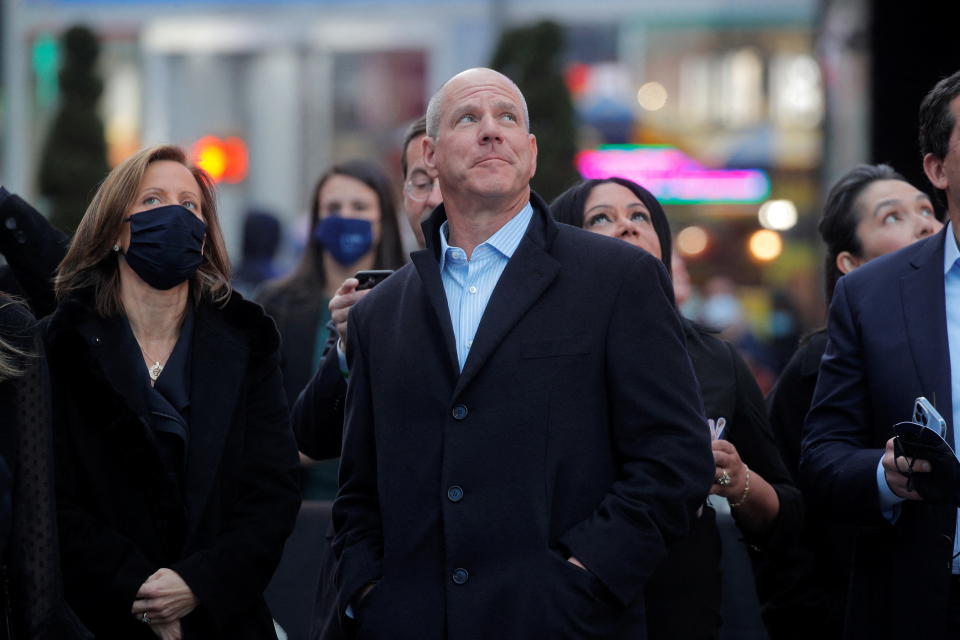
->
[438, 201, 533, 269]
[945, 221, 960, 276]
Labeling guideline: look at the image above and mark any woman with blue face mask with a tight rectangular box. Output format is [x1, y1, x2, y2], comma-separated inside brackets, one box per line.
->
[46, 144, 301, 640]
[256, 161, 404, 416]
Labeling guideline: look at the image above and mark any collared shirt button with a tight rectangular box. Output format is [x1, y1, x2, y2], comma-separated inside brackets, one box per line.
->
[447, 485, 464, 502]
[466, 339, 473, 348]
[452, 404, 469, 420]
[468, 285, 478, 294]
[452, 568, 469, 585]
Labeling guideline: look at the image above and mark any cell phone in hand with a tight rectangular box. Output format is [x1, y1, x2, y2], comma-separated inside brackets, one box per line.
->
[354, 270, 394, 291]
[914, 397, 947, 438]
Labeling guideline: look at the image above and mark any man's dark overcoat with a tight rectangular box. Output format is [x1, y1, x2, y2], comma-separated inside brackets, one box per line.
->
[44, 289, 301, 639]
[333, 194, 715, 639]
[802, 225, 957, 639]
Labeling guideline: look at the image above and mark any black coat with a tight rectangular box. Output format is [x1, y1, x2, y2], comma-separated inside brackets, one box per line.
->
[765, 330, 855, 639]
[802, 226, 956, 639]
[0, 299, 90, 640]
[45, 290, 301, 639]
[0, 189, 69, 318]
[333, 195, 715, 639]
[644, 321, 802, 639]
[257, 280, 331, 406]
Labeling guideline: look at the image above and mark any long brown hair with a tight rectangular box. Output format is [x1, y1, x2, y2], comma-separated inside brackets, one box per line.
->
[55, 144, 232, 316]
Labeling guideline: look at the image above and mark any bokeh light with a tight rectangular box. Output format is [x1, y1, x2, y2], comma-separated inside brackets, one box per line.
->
[748, 229, 783, 261]
[677, 225, 709, 257]
[758, 199, 798, 230]
[636, 82, 668, 111]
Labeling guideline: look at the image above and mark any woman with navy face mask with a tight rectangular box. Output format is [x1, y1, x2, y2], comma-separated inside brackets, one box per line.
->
[256, 161, 403, 411]
[45, 145, 301, 640]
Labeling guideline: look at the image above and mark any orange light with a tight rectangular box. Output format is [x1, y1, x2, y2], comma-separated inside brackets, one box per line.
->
[748, 229, 782, 261]
[191, 135, 248, 183]
[677, 225, 709, 257]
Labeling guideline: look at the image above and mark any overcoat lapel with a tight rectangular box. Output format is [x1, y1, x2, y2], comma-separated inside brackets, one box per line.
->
[74, 313, 150, 426]
[183, 304, 248, 536]
[900, 227, 953, 439]
[416, 194, 561, 396]
[453, 229, 559, 397]
[411, 248, 460, 381]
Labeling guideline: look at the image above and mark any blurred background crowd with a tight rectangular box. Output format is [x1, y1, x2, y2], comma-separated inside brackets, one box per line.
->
[0, 0, 956, 391]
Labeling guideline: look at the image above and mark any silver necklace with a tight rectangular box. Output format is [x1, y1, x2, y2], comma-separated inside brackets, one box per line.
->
[135, 340, 168, 383]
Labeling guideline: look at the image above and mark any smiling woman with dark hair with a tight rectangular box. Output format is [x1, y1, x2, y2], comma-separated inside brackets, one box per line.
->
[552, 177, 800, 640]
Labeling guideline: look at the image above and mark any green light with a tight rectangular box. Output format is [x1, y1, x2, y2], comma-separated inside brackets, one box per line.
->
[32, 34, 60, 109]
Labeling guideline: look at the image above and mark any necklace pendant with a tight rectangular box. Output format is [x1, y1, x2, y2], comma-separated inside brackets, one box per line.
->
[149, 361, 163, 382]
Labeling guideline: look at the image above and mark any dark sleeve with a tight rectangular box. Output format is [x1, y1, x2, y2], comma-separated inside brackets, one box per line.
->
[766, 334, 825, 484]
[800, 278, 887, 526]
[172, 341, 301, 627]
[558, 253, 716, 607]
[331, 304, 383, 617]
[291, 324, 347, 460]
[0, 193, 69, 318]
[725, 341, 803, 550]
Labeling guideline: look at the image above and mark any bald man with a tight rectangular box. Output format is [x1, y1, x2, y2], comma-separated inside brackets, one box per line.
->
[332, 69, 713, 639]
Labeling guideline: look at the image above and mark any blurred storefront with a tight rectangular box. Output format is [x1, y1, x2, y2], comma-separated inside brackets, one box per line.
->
[3, 0, 849, 361]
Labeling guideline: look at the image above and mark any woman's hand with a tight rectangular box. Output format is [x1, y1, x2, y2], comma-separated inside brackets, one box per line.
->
[148, 620, 182, 640]
[132, 568, 198, 625]
[709, 439, 746, 499]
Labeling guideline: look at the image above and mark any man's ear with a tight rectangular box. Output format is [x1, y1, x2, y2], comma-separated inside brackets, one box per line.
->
[923, 152, 949, 191]
[836, 250, 861, 275]
[422, 135, 438, 178]
[528, 133, 538, 180]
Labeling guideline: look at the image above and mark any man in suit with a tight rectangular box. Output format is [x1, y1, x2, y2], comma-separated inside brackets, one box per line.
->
[801, 69, 960, 638]
[332, 67, 714, 639]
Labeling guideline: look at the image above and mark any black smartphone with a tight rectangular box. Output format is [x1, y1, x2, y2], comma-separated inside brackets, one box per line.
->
[355, 270, 394, 291]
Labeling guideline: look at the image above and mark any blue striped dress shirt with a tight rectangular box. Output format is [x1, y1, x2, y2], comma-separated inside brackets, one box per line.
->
[943, 223, 960, 572]
[438, 202, 533, 371]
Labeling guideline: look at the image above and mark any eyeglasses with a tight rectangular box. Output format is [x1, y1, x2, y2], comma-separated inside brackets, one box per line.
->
[404, 177, 437, 202]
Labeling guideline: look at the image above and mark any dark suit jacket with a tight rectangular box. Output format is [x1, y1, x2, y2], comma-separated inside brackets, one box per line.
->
[333, 194, 715, 639]
[45, 290, 302, 639]
[801, 226, 956, 639]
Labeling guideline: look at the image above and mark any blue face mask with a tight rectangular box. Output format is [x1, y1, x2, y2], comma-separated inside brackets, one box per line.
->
[123, 204, 206, 290]
[314, 216, 373, 266]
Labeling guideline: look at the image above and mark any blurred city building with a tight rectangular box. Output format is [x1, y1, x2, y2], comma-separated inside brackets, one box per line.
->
[5, 0, 950, 354]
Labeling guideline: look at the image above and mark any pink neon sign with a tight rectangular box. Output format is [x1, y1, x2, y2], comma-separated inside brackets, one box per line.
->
[575, 145, 770, 204]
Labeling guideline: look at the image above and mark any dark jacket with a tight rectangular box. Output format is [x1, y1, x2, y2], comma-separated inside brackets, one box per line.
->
[0, 188, 69, 318]
[256, 280, 331, 406]
[333, 194, 715, 639]
[801, 226, 956, 639]
[766, 330, 855, 639]
[644, 321, 802, 640]
[45, 289, 301, 639]
[0, 298, 90, 640]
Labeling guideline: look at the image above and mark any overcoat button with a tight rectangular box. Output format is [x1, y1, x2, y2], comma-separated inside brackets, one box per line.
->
[452, 568, 469, 585]
[447, 485, 464, 502]
[452, 404, 469, 420]
[4, 217, 16, 229]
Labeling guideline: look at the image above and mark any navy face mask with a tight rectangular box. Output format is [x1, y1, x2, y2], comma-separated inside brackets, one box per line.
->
[123, 204, 207, 290]
[314, 216, 373, 266]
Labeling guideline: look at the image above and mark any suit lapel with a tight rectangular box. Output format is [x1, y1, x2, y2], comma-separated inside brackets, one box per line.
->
[411, 249, 460, 381]
[900, 228, 953, 437]
[453, 202, 560, 398]
[183, 304, 248, 535]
